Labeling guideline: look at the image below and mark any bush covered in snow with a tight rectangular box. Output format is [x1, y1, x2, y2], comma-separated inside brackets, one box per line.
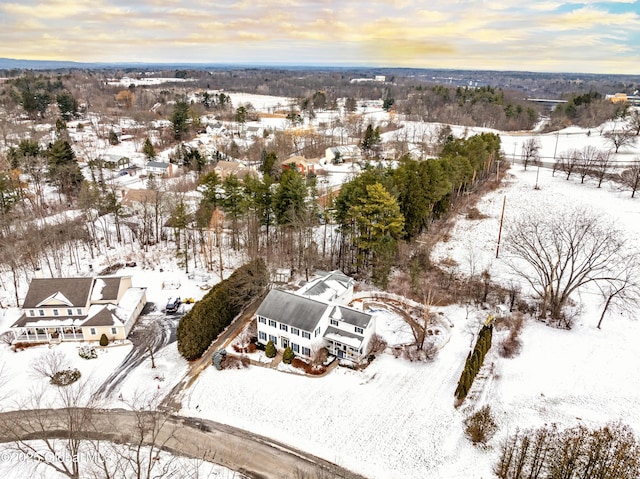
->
[51, 368, 81, 386]
[78, 345, 97, 360]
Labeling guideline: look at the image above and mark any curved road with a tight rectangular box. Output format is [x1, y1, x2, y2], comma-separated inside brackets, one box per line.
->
[0, 408, 366, 479]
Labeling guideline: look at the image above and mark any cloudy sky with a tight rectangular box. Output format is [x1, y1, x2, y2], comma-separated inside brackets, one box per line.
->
[1, 0, 638, 74]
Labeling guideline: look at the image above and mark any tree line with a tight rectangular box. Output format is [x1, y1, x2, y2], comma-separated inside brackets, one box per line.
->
[177, 258, 269, 360]
[495, 422, 639, 479]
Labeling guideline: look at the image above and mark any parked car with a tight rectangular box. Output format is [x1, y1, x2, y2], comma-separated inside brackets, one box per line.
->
[165, 297, 181, 313]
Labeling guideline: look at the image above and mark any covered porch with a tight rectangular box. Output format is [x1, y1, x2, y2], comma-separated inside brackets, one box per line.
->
[12, 325, 85, 343]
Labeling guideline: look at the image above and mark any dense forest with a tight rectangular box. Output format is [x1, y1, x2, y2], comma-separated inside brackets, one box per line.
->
[0, 67, 635, 304]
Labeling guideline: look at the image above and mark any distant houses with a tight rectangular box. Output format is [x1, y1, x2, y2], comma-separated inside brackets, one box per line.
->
[11, 276, 147, 344]
[98, 154, 130, 169]
[280, 155, 324, 175]
[255, 271, 375, 364]
[325, 145, 361, 165]
[145, 160, 174, 177]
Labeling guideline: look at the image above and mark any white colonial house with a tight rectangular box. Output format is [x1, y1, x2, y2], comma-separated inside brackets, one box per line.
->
[255, 271, 375, 364]
[11, 276, 147, 344]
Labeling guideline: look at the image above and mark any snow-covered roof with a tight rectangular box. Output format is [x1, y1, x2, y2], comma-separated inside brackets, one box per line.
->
[114, 287, 147, 319]
[297, 270, 353, 303]
[324, 326, 364, 349]
[12, 315, 86, 328]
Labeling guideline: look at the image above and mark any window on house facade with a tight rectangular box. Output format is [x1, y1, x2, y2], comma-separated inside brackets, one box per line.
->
[269, 334, 277, 343]
[301, 347, 311, 357]
[259, 331, 267, 341]
[111, 327, 117, 335]
[291, 327, 300, 335]
[330, 319, 338, 326]
[258, 317, 266, 324]
[314, 327, 321, 337]
[76, 309, 82, 315]
[292, 343, 299, 353]
[279, 324, 288, 332]
[268, 319, 276, 328]
[355, 326, 364, 334]
[53, 309, 59, 316]
[67, 309, 73, 315]
[29, 310, 35, 317]
[38, 309, 45, 316]
[302, 331, 311, 339]
[90, 327, 96, 335]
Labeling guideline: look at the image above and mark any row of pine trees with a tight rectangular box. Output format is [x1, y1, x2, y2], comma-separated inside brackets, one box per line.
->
[176, 258, 269, 360]
[455, 324, 493, 401]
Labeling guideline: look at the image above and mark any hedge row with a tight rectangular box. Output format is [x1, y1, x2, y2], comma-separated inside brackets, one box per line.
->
[177, 258, 269, 360]
[455, 324, 493, 401]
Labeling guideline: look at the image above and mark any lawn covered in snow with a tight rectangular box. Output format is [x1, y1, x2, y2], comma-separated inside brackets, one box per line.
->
[181, 164, 640, 479]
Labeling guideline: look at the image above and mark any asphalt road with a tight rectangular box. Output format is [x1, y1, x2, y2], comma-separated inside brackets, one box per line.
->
[0, 408, 367, 479]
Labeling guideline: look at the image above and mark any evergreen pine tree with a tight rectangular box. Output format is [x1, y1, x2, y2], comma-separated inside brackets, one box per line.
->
[265, 340, 277, 358]
[142, 138, 156, 160]
[282, 346, 294, 364]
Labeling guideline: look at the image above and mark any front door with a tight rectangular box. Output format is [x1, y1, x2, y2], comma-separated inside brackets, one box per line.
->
[281, 337, 289, 349]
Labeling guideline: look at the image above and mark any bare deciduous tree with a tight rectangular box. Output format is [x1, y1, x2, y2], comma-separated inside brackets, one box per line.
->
[521, 138, 541, 171]
[93, 392, 179, 479]
[604, 128, 636, 153]
[596, 254, 640, 329]
[627, 108, 640, 136]
[555, 149, 579, 180]
[575, 145, 599, 184]
[619, 157, 640, 198]
[591, 148, 612, 187]
[0, 380, 100, 479]
[31, 349, 71, 380]
[137, 320, 164, 369]
[506, 208, 629, 327]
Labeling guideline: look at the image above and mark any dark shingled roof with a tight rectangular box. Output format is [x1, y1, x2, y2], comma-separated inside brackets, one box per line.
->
[332, 306, 372, 329]
[255, 289, 327, 333]
[22, 278, 93, 309]
[82, 306, 119, 327]
[94, 277, 122, 301]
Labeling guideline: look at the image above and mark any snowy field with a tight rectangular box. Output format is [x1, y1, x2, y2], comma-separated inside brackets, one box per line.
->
[180, 165, 640, 479]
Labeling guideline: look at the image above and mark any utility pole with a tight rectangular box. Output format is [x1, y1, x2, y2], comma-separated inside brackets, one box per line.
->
[496, 196, 507, 258]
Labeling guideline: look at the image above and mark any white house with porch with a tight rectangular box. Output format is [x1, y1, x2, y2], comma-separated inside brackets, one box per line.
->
[11, 276, 146, 344]
[255, 271, 374, 364]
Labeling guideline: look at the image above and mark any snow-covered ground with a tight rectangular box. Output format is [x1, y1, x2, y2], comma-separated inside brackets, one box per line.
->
[1, 93, 639, 478]
[179, 165, 640, 479]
